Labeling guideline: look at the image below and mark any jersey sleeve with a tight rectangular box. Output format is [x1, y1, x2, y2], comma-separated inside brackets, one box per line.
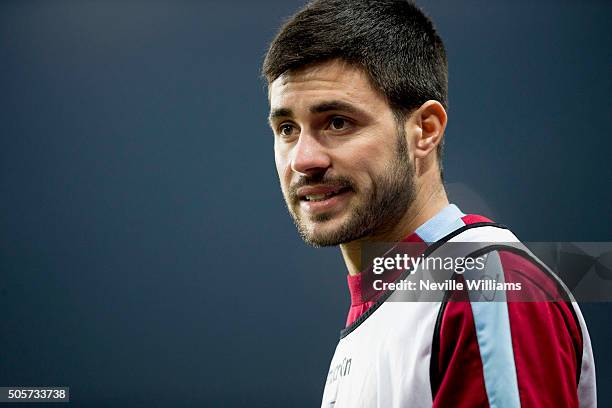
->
[431, 250, 584, 408]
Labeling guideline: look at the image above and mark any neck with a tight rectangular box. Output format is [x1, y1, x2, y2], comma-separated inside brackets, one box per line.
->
[340, 182, 449, 276]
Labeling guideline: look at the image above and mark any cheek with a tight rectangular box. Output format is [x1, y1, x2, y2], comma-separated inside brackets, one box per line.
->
[274, 147, 291, 188]
[340, 140, 394, 185]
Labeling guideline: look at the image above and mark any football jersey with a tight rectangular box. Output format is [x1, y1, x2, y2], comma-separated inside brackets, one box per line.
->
[321, 221, 596, 407]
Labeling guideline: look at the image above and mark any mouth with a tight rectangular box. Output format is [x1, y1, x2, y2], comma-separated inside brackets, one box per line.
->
[296, 185, 353, 214]
[300, 187, 350, 202]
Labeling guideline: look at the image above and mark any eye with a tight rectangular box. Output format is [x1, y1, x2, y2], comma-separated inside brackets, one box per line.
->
[329, 117, 349, 131]
[278, 123, 296, 137]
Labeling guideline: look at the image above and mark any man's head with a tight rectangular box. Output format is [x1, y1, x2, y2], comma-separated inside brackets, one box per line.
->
[264, 0, 448, 246]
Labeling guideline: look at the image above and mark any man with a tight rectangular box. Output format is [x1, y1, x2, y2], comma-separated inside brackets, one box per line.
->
[262, 0, 596, 406]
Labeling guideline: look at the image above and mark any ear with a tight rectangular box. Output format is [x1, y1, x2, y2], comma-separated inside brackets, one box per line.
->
[413, 100, 447, 160]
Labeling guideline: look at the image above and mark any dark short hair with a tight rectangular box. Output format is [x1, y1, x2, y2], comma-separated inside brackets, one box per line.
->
[262, 0, 448, 172]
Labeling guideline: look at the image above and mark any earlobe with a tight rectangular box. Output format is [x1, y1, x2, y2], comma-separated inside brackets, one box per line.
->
[414, 100, 447, 159]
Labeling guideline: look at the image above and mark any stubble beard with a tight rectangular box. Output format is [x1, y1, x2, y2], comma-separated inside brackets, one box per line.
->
[285, 131, 416, 247]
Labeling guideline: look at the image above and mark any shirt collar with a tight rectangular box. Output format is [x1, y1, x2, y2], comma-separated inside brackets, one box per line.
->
[413, 203, 466, 243]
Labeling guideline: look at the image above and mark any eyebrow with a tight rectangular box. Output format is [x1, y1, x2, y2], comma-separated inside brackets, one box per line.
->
[268, 108, 293, 123]
[268, 100, 367, 124]
[309, 101, 363, 116]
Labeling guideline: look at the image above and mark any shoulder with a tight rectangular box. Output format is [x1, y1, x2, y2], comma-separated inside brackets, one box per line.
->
[431, 246, 585, 407]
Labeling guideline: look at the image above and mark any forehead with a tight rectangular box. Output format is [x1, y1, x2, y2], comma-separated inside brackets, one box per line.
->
[268, 60, 388, 114]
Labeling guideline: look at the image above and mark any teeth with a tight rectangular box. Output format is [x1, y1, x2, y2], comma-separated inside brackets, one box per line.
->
[303, 188, 345, 201]
[305, 193, 328, 201]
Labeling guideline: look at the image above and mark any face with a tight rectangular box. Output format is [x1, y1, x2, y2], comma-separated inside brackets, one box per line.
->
[268, 60, 416, 246]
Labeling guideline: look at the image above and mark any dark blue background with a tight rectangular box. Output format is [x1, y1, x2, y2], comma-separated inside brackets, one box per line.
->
[1, 1, 610, 406]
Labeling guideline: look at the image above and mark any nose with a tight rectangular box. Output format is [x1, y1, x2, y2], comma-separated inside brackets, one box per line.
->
[290, 131, 331, 175]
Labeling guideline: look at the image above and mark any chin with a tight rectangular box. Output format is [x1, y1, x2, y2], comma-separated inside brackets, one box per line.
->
[299, 218, 357, 247]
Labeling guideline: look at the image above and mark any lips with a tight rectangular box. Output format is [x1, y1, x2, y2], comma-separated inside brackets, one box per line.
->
[296, 185, 350, 202]
[294, 184, 353, 214]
